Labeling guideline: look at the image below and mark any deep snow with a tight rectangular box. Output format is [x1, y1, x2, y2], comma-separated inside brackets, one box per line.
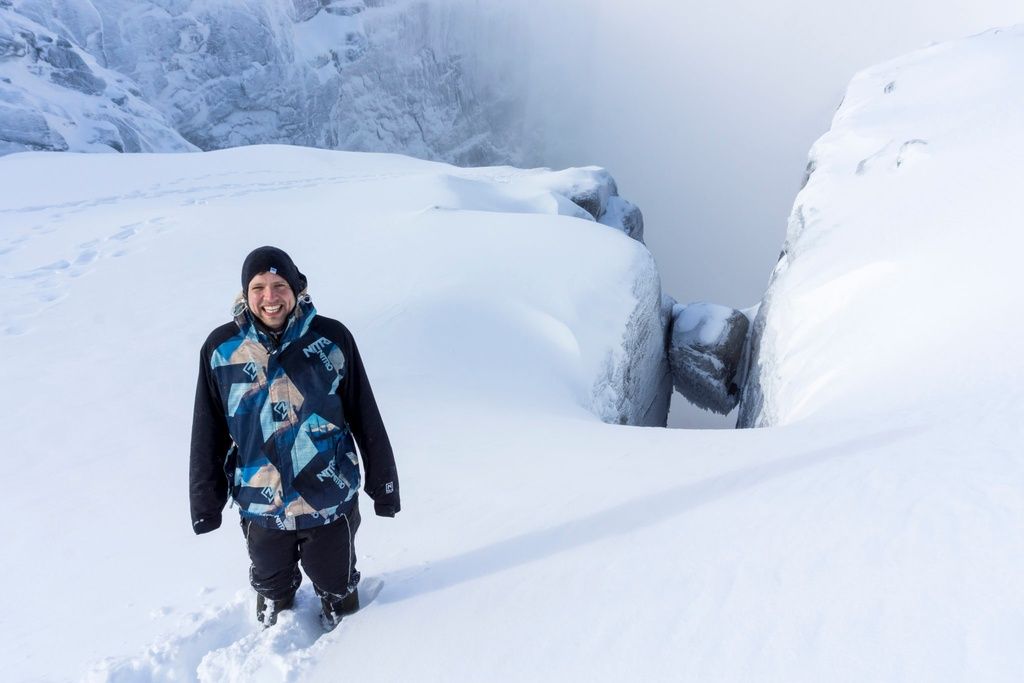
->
[3, 26, 1024, 683]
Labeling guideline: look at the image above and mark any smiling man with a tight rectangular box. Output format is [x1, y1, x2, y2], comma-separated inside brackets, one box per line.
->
[189, 246, 400, 629]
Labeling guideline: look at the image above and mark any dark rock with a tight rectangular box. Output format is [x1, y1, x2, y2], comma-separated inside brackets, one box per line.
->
[669, 302, 751, 415]
[50, 67, 106, 95]
[40, 43, 107, 94]
[41, 43, 86, 70]
[0, 32, 26, 59]
[735, 303, 768, 428]
[599, 196, 644, 242]
[325, 0, 366, 16]
[0, 103, 68, 150]
[291, 0, 323, 22]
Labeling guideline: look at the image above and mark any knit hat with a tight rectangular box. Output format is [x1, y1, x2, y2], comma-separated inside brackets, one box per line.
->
[241, 246, 307, 296]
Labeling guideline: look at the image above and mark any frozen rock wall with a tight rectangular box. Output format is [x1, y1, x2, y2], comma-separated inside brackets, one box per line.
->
[0, 0, 522, 163]
[589, 245, 672, 426]
[0, 6, 196, 154]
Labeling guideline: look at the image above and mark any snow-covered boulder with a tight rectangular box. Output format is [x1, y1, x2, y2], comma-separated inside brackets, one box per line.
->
[738, 27, 1024, 427]
[669, 302, 750, 415]
[542, 166, 645, 241]
[0, 8, 196, 154]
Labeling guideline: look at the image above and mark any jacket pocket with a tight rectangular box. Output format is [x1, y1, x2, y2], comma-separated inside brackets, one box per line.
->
[223, 442, 239, 500]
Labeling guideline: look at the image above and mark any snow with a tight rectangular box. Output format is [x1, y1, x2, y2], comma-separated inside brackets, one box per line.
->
[1, 0, 521, 164]
[0, 7, 197, 155]
[739, 25, 1024, 428]
[4, 26, 1024, 683]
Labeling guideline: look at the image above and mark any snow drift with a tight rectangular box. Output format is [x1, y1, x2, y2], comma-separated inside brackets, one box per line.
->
[4, 24, 1024, 683]
[739, 26, 1024, 428]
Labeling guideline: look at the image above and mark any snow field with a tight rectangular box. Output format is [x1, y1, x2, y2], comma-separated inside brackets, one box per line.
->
[3, 54, 1024, 680]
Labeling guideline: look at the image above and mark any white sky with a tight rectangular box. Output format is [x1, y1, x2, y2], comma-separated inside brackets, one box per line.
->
[459, 1, 1022, 307]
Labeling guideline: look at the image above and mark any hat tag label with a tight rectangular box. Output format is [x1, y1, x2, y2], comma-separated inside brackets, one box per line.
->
[269, 267, 278, 274]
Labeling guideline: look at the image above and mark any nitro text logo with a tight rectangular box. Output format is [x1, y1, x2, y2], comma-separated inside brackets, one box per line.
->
[303, 337, 335, 373]
[316, 460, 348, 490]
[272, 401, 290, 421]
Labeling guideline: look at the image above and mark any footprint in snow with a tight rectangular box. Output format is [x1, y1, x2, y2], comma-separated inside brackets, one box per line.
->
[84, 580, 384, 683]
[68, 249, 99, 277]
[109, 224, 140, 241]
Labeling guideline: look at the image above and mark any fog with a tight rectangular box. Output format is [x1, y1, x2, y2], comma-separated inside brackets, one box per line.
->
[441, 1, 1022, 426]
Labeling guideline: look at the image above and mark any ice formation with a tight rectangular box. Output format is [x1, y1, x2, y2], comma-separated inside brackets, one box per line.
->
[0, 0, 520, 162]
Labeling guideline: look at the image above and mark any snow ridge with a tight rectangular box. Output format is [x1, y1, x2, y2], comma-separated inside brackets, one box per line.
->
[739, 25, 1024, 426]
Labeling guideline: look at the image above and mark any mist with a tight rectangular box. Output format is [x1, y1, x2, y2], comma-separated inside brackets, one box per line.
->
[431, 1, 1021, 426]
[445, 1, 1018, 300]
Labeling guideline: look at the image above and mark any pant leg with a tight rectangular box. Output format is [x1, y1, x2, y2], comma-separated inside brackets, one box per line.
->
[298, 503, 362, 598]
[242, 518, 302, 601]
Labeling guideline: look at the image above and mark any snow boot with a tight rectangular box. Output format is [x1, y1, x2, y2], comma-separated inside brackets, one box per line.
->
[256, 591, 295, 628]
[319, 589, 359, 631]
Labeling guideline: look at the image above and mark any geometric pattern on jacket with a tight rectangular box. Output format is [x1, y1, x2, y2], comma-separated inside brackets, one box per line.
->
[208, 298, 362, 530]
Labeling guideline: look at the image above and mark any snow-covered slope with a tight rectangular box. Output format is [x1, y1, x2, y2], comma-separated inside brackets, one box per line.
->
[1, 0, 520, 162]
[739, 26, 1024, 428]
[4, 28, 1024, 683]
[0, 146, 671, 680]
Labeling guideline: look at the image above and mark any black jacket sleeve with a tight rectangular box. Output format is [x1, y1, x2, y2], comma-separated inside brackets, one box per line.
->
[341, 333, 401, 517]
[189, 340, 233, 534]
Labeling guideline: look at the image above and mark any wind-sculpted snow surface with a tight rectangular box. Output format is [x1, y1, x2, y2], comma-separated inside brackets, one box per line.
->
[0, 146, 669, 680]
[0, 0, 520, 162]
[739, 26, 1024, 427]
[5, 126, 1024, 679]
[0, 147, 667, 416]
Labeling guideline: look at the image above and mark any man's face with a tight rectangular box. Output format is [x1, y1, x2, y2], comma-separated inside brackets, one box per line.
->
[247, 271, 296, 331]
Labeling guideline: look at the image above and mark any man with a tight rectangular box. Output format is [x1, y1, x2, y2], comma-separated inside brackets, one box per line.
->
[190, 246, 400, 629]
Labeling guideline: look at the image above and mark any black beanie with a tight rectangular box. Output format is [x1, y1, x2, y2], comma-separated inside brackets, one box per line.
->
[241, 246, 307, 295]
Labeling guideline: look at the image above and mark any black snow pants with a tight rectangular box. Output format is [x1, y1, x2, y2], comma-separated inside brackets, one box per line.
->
[241, 501, 361, 601]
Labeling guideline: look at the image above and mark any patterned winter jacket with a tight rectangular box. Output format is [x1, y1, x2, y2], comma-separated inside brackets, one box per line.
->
[189, 296, 400, 533]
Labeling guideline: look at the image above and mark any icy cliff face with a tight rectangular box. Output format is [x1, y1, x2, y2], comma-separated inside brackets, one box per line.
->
[0, 0, 521, 163]
[0, 5, 196, 153]
[738, 26, 1024, 427]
